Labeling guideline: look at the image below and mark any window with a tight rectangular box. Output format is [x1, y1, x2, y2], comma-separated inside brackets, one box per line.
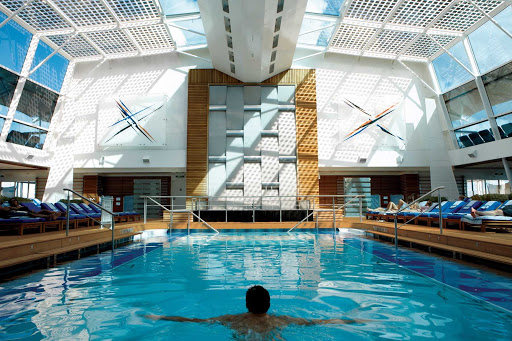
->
[454, 121, 494, 148]
[496, 113, 512, 139]
[0, 11, 32, 73]
[468, 7, 512, 74]
[277, 0, 284, 13]
[306, 0, 344, 16]
[297, 18, 335, 47]
[227, 35, 233, 49]
[467, 179, 511, 196]
[6, 121, 48, 149]
[160, 0, 199, 16]
[269, 63, 275, 74]
[0, 181, 36, 198]
[275, 17, 282, 32]
[230, 63, 235, 74]
[222, 0, 229, 13]
[168, 17, 207, 47]
[272, 35, 279, 48]
[0, 67, 19, 118]
[432, 41, 473, 93]
[229, 51, 235, 63]
[443, 80, 486, 129]
[29, 41, 69, 93]
[271, 51, 277, 62]
[482, 61, 512, 117]
[224, 17, 231, 33]
[14, 80, 59, 130]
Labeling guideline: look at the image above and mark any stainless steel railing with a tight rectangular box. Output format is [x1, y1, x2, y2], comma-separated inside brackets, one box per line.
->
[63, 189, 119, 254]
[393, 186, 445, 249]
[141, 195, 367, 234]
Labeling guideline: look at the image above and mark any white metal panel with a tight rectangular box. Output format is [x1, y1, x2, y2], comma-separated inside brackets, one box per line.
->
[278, 111, 297, 156]
[244, 163, 262, 203]
[261, 86, 279, 130]
[226, 86, 244, 130]
[226, 137, 244, 183]
[208, 162, 226, 197]
[279, 163, 297, 209]
[243, 111, 261, 156]
[261, 137, 279, 183]
[209, 86, 227, 105]
[208, 111, 226, 157]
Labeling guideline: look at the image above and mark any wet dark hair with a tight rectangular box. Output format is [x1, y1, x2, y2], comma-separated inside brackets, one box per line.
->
[426, 201, 432, 206]
[246, 285, 270, 314]
[8, 198, 17, 206]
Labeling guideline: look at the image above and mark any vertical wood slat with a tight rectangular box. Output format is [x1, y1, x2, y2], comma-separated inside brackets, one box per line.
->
[187, 69, 319, 197]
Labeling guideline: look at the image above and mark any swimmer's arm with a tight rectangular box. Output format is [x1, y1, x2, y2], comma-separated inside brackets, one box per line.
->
[281, 316, 367, 326]
[144, 314, 237, 324]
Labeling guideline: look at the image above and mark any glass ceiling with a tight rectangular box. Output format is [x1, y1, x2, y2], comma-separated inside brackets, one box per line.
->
[0, 0, 508, 63]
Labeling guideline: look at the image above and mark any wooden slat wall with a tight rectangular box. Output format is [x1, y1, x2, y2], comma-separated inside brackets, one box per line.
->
[400, 174, 420, 200]
[35, 177, 47, 200]
[187, 69, 319, 197]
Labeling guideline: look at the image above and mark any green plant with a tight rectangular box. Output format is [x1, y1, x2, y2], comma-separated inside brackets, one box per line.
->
[58, 199, 84, 204]
[471, 194, 510, 202]
[0, 196, 33, 204]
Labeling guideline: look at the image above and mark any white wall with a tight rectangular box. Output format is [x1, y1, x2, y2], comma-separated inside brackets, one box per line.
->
[53, 51, 211, 171]
[293, 51, 459, 198]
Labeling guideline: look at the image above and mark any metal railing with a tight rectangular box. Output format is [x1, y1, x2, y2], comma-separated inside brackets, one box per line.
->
[392, 186, 445, 249]
[141, 195, 367, 234]
[64, 189, 119, 254]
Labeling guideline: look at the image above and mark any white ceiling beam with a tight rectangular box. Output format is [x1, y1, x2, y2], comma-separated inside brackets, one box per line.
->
[326, 0, 354, 49]
[29, 32, 78, 75]
[299, 23, 336, 36]
[425, 33, 476, 77]
[152, 0, 177, 50]
[396, 59, 438, 94]
[0, 0, 35, 30]
[167, 22, 205, 36]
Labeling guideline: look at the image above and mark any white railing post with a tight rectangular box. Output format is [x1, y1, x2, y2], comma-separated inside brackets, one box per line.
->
[394, 215, 398, 249]
[170, 197, 174, 231]
[359, 196, 363, 222]
[332, 196, 336, 233]
[438, 191, 443, 235]
[143, 196, 147, 224]
[111, 215, 115, 255]
[66, 191, 70, 236]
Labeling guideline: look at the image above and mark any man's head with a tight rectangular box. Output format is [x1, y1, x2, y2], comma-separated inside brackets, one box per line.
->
[246, 285, 270, 314]
[8, 198, 18, 207]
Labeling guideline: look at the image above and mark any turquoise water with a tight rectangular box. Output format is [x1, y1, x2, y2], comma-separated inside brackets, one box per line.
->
[1, 232, 512, 340]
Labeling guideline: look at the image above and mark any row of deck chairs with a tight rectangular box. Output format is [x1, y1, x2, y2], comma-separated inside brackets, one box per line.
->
[366, 200, 512, 232]
[0, 202, 140, 236]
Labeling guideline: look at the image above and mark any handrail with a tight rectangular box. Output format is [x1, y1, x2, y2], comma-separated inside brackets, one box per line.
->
[287, 211, 315, 232]
[64, 188, 118, 255]
[146, 196, 219, 233]
[393, 186, 445, 249]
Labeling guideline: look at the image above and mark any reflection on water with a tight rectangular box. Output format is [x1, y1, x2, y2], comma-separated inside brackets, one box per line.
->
[0, 233, 512, 340]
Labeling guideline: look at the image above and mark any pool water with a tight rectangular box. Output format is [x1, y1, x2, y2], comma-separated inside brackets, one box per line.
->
[1, 231, 512, 340]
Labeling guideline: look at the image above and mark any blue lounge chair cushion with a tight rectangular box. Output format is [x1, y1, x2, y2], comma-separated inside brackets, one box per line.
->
[0, 217, 44, 223]
[41, 203, 86, 219]
[461, 214, 512, 225]
[70, 203, 101, 218]
[423, 201, 464, 218]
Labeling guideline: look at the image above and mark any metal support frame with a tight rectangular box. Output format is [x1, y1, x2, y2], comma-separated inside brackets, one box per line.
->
[396, 59, 438, 94]
[425, 33, 476, 77]
[0, 0, 35, 30]
[466, 0, 512, 41]
[28, 32, 78, 76]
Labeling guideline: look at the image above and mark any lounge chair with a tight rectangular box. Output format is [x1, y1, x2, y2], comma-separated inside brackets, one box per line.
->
[20, 202, 63, 232]
[416, 201, 466, 227]
[41, 203, 88, 229]
[442, 200, 484, 229]
[0, 217, 44, 235]
[88, 203, 140, 222]
[461, 200, 512, 232]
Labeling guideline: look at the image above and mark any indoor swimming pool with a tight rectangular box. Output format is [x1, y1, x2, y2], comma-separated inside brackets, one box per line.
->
[1, 230, 512, 340]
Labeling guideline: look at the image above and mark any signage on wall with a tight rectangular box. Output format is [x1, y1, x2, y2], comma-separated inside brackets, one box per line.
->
[98, 94, 167, 147]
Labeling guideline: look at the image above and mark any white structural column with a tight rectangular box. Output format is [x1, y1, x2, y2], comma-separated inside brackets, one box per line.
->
[503, 158, 512, 186]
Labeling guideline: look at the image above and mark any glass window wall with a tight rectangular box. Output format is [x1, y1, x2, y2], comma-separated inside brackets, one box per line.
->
[168, 17, 207, 47]
[297, 18, 335, 47]
[0, 11, 32, 73]
[160, 0, 199, 16]
[0, 67, 19, 117]
[432, 41, 474, 93]
[14, 80, 58, 129]
[6, 121, 48, 149]
[29, 41, 69, 93]
[468, 7, 512, 74]
[454, 121, 494, 148]
[443, 80, 486, 129]
[482, 61, 512, 117]
[496, 113, 512, 139]
[306, 0, 344, 16]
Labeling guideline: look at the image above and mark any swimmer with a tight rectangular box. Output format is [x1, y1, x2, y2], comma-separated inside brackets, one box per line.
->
[145, 285, 367, 337]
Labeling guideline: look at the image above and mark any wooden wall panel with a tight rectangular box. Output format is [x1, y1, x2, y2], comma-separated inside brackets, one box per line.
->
[187, 69, 319, 197]
[35, 177, 47, 200]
